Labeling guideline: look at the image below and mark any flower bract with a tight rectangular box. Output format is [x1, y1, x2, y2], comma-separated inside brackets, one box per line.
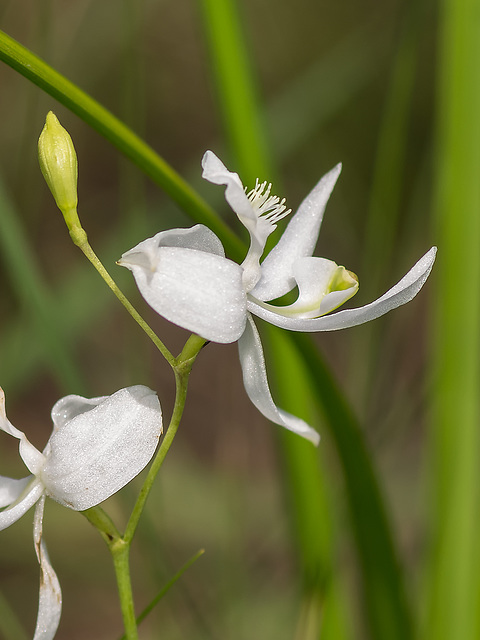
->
[0, 385, 162, 640]
[119, 151, 436, 446]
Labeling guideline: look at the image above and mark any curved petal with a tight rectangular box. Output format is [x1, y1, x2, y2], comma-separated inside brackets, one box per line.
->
[50, 393, 108, 435]
[0, 475, 32, 508]
[33, 496, 62, 640]
[248, 247, 436, 331]
[251, 164, 342, 301]
[201, 150, 257, 225]
[0, 478, 44, 531]
[42, 386, 163, 511]
[120, 245, 247, 343]
[238, 315, 320, 445]
[118, 225, 225, 273]
[0, 389, 45, 475]
[255, 257, 358, 319]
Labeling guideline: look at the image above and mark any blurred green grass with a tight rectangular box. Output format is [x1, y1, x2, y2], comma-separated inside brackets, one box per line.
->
[0, 0, 441, 639]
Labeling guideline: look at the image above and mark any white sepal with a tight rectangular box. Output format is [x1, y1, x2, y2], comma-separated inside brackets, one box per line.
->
[33, 496, 62, 640]
[0, 478, 44, 532]
[201, 151, 257, 227]
[238, 314, 320, 445]
[251, 163, 342, 302]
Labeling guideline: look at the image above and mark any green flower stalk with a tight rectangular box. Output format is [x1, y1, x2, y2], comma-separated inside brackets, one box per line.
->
[38, 111, 82, 236]
[37, 111, 174, 366]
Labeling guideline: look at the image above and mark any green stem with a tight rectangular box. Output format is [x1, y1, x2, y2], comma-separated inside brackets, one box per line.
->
[82, 505, 122, 544]
[111, 539, 138, 640]
[118, 548, 205, 639]
[69, 225, 175, 367]
[124, 354, 199, 544]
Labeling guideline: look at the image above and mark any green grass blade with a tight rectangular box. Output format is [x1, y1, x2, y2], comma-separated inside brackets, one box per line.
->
[265, 326, 352, 640]
[118, 549, 205, 640]
[199, 0, 273, 185]
[200, 0, 413, 637]
[290, 332, 412, 640]
[425, 0, 480, 637]
[350, 0, 431, 414]
[0, 28, 244, 261]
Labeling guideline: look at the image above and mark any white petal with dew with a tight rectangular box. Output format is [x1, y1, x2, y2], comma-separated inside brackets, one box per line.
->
[201, 150, 258, 226]
[0, 476, 32, 508]
[0, 478, 44, 531]
[121, 245, 247, 344]
[251, 164, 342, 301]
[119, 225, 225, 274]
[248, 247, 436, 331]
[0, 388, 45, 475]
[42, 386, 163, 511]
[33, 496, 62, 640]
[238, 314, 320, 445]
[50, 394, 108, 435]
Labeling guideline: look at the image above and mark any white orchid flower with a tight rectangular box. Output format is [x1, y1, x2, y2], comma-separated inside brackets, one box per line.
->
[0, 385, 162, 640]
[119, 151, 436, 446]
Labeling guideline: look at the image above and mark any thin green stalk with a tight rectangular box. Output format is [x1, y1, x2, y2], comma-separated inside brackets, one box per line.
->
[0, 29, 244, 262]
[124, 335, 206, 544]
[68, 225, 175, 367]
[425, 0, 480, 637]
[118, 548, 205, 639]
[111, 540, 139, 640]
[85, 335, 204, 639]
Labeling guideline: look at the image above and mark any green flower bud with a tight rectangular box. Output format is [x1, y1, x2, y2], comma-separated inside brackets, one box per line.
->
[38, 112, 80, 230]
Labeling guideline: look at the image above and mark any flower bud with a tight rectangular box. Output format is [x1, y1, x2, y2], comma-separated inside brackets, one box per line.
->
[38, 111, 79, 226]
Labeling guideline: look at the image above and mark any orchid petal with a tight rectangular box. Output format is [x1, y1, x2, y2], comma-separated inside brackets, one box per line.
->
[42, 386, 163, 511]
[251, 164, 342, 301]
[238, 315, 320, 445]
[0, 478, 44, 531]
[201, 150, 257, 226]
[50, 394, 108, 434]
[0, 476, 32, 508]
[248, 247, 436, 331]
[33, 496, 62, 640]
[120, 245, 247, 343]
[0, 389, 46, 475]
[118, 225, 225, 274]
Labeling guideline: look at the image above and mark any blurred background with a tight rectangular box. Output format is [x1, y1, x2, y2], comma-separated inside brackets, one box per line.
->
[0, 0, 441, 638]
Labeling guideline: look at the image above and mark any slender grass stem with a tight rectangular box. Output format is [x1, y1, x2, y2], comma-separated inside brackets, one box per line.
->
[68, 225, 175, 367]
[118, 548, 205, 640]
